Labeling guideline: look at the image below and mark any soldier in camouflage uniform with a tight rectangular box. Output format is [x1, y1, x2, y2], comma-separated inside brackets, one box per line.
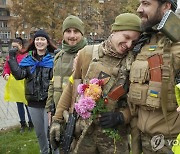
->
[50, 13, 141, 154]
[46, 15, 87, 153]
[128, 0, 180, 154]
[45, 15, 87, 121]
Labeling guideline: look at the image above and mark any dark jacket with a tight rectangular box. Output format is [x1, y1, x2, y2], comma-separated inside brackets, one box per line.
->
[8, 51, 54, 108]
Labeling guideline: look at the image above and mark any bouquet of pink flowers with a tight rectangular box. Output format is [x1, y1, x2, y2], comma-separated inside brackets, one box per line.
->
[75, 78, 121, 145]
[75, 78, 104, 119]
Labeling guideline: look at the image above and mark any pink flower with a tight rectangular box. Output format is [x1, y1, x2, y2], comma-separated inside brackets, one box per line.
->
[90, 78, 100, 84]
[75, 96, 96, 119]
[90, 78, 104, 86]
[81, 111, 91, 119]
[75, 78, 104, 119]
[77, 84, 89, 94]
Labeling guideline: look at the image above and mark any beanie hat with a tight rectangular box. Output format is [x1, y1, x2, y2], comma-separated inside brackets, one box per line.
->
[111, 13, 141, 32]
[62, 15, 85, 35]
[34, 29, 50, 40]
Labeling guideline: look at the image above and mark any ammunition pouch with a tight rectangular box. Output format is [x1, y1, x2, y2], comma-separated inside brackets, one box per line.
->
[129, 83, 148, 106]
[146, 81, 161, 109]
[130, 60, 149, 83]
[129, 81, 177, 111]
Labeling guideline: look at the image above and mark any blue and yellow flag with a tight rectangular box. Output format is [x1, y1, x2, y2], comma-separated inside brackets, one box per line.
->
[150, 90, 158, 98]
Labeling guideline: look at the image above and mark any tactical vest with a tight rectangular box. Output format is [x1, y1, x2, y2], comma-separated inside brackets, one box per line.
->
[128, 33, 180, 113]
[84, 44, 134, 111]
[73, 44, 134, 152]
[53, 50, 77, 105]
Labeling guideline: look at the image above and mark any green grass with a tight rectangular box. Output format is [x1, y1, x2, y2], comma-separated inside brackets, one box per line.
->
[0, 126, 40, 154]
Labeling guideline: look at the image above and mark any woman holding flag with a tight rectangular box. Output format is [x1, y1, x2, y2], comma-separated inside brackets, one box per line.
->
[3, 37, 33, 133]
[8, 29, 57, 154]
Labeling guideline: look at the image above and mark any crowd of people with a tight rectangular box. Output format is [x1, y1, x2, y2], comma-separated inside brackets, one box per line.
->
[2, 0, 180, 154]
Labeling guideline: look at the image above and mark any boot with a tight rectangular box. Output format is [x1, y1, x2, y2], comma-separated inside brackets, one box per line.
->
[20, 121, 27, 133]
[28, 121, 34, 131]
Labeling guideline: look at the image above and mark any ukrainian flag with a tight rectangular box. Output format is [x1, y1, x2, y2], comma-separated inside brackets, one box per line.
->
[150, 90, 158, 98]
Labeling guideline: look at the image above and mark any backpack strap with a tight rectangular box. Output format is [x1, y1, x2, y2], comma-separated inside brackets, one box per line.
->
[161, 37, 172, 136]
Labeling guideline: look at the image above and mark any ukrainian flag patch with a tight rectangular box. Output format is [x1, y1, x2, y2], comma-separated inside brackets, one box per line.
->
[149, 45, 157, 51]
[150, 90, 158, 97]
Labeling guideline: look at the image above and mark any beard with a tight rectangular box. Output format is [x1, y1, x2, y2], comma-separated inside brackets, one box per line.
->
[140, 9, 163, 32]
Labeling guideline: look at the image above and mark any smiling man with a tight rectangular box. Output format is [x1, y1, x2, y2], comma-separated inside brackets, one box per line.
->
[128, 0, 180, 154]
[50, 13, 141, 153]
[45, 15, 87, 152]
[46, 15, 87, 113]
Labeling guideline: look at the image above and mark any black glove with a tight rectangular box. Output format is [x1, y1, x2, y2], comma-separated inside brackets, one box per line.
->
[9, 48, 18, 59]
[99, 112, 124, 129]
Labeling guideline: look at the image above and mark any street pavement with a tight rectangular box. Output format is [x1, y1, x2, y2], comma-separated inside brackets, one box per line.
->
[0, 76, 20, 130]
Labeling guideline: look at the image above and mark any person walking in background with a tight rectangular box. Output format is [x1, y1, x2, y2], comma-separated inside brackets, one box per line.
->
[128, 0, 180, 153]
[8, 29, 58, 154]
[45, 15, 87, 127]
[50, 13, 141, 153]
[3, 37, 33, 133]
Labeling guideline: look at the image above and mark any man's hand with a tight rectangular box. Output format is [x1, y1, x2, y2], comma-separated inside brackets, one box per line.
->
[9, 48, 18, 59]
[50, 121, 61, 150]
[99, 112, 125, 128]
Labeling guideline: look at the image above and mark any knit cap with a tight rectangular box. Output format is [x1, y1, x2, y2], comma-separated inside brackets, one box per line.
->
[34, 29, 50, 40]
[111, 13, 141, 32]
[62, 15, 85, 35]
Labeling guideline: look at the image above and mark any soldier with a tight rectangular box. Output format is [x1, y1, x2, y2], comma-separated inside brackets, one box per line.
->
[45, 15, 87, 153]
[45, 15, 87, 122]
[128, 0, 180, 153]
[50, 13, 141, 154]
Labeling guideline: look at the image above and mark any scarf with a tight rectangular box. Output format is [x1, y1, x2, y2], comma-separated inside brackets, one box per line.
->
[62, 38, 87, 54]
[102, 36, 127, 59]
[19, 53, 53, 73]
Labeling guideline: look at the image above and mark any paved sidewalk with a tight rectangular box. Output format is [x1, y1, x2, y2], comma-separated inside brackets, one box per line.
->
[0, 76, 20, 130]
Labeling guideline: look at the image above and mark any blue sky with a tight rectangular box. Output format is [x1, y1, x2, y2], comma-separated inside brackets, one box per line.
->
[178, 0, 180, 8]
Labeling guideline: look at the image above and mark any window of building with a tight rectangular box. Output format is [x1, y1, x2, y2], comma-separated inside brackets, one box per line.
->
[0, 0, 6, 5]
[0, 10, 8, 16]
[0, 21, 7, 27]
[0, 31, 11, 39]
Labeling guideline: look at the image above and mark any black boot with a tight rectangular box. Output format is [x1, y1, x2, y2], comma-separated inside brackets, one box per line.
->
[28, 121, 34, 131]
[20, 121, 27, 133]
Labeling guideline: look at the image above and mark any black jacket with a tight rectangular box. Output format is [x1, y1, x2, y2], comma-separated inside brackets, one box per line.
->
[8, 52, 53, 108]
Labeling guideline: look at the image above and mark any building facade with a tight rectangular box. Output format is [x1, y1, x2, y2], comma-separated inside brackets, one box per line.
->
[0, 0, 32, 55]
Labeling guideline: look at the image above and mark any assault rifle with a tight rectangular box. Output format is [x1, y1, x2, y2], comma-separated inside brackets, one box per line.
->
[63, 113, 77, 154]
[62, 79, 81, 154]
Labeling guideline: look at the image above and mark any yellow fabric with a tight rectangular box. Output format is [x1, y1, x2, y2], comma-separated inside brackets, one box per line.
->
[4, 74, 27, 104]
[173, 84, 180, 153]
[172, 133, 180, 153]
[69, 75, 74, 84]
[175, 84, 180, 106]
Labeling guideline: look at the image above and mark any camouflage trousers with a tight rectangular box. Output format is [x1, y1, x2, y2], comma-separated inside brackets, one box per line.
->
[73, 127, 130, 154]
[141, 132, 175, 154]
